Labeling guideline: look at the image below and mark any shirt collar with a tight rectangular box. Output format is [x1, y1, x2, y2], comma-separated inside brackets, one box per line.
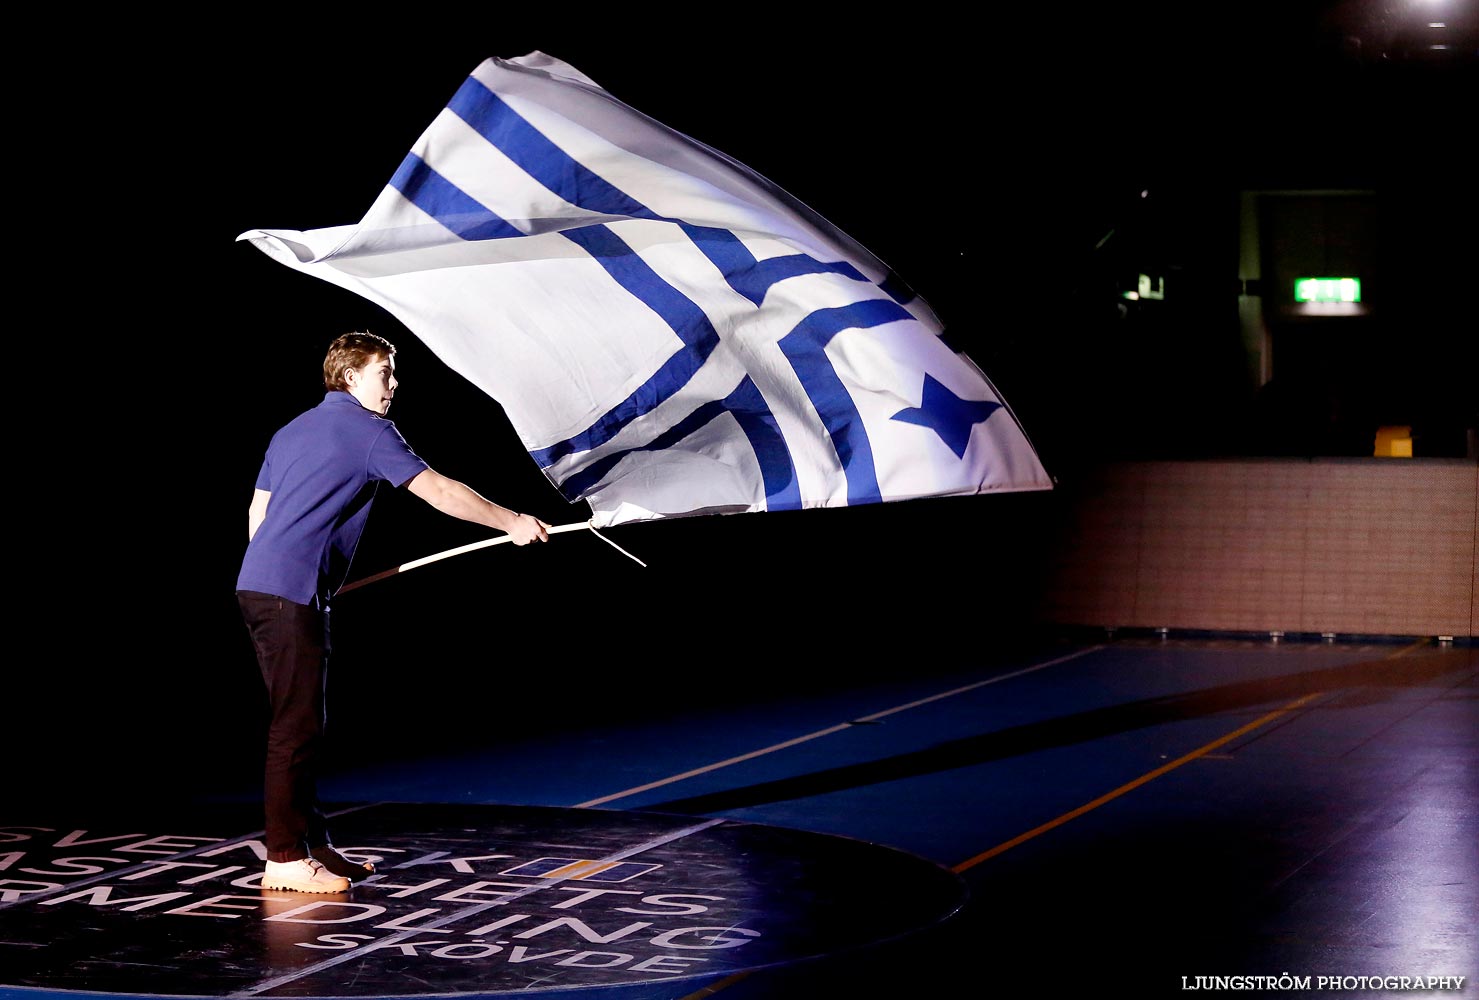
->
[321, 390, 379, 416]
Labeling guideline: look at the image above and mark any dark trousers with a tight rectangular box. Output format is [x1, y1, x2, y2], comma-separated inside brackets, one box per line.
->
[237, 591, 332, 863]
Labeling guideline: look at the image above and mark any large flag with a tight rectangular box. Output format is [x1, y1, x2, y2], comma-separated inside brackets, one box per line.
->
[239, 52, 1052, 527]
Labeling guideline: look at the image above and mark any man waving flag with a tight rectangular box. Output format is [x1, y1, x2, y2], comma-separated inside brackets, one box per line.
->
[239, 51, 1051, 528]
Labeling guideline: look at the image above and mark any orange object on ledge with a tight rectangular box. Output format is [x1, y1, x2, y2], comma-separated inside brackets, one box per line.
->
[1374, 425, 1413, 457]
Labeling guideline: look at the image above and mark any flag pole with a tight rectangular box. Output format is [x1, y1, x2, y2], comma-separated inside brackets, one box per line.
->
[338, 520, 643, 595]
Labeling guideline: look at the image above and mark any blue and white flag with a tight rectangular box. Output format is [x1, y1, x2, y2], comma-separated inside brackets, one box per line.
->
[239, 52, 1052, 527]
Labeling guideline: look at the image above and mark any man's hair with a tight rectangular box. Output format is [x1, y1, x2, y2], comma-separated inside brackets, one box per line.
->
[324, 331, 396, 392]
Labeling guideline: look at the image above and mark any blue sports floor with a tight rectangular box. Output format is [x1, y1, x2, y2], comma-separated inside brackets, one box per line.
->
[4, 626, 1475, 999]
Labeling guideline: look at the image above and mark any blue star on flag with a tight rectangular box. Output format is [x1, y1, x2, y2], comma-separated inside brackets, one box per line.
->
[890, 374, 1002, 459]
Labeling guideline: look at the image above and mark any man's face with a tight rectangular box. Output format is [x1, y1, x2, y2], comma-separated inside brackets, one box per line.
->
[347, 353, 397, 414]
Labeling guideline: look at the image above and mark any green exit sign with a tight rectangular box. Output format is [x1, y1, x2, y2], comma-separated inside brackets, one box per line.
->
[1295, 277, 1361, 303]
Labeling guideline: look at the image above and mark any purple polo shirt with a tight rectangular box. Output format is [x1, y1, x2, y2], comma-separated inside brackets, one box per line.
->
[236, 391, 430, 608]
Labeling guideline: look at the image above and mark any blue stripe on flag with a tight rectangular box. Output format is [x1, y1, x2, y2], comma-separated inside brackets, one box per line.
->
[726, 376, 802, 511]
[558, 375, 799, 511]
[449, 77, 654, 221]
[779, 299, 916, 506]
[539, 225, 722, 465]
[388, 154, 524, 240]
[681, 224, 867, 307]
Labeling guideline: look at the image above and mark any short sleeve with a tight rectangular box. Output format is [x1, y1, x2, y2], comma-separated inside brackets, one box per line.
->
[368, 422, 431, 487]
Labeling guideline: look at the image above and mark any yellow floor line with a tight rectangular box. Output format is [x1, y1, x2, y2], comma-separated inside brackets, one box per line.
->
[954, 637, 1429, 872]
[951, 691, 1323, 872]
[677, 972, 754, 998]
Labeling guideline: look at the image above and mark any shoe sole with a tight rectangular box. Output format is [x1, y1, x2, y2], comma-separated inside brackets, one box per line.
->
[261, 878, 350, 893]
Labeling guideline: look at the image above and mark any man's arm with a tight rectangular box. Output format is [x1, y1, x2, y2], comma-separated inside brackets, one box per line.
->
[405, 469, 550, 545]
[247, 488, 271, 541]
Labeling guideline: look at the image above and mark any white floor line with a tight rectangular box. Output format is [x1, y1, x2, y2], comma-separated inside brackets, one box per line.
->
[576, 645, 1105, 808]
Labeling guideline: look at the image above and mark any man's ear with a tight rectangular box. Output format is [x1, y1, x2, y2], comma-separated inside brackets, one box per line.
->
[343, 366, 357, 387]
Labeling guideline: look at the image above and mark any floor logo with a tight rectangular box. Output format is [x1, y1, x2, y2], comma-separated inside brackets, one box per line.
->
[1, 802, 967, 996]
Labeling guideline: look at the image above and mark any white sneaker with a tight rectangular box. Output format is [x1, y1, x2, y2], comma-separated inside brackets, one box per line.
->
[262, 858, 350, 893]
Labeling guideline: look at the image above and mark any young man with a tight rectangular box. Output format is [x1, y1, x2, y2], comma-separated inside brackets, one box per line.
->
[237, 331, 550, 893]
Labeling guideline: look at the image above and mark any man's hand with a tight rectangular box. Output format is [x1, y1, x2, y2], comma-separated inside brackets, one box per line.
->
[508, 512, 552, 545]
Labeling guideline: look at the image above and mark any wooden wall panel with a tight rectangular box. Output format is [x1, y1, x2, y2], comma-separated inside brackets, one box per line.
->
[1037, 459, 1477, 637]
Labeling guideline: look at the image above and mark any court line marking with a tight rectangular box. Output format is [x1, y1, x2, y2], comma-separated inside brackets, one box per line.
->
[951, 637, 1430, 872]
[576, 646, 1105, 808]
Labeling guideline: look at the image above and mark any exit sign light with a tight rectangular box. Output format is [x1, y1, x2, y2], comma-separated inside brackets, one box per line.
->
[1295, 277, 1361, 303]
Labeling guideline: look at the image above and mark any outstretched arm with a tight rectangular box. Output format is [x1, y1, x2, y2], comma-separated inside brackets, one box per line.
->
[405, 469, 550, 545]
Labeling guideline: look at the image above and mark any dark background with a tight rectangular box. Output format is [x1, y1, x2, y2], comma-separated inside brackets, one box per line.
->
[11, 6, 1475, 799]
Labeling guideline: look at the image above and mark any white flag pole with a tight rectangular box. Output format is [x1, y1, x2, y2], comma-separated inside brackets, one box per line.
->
[337, 520, 644, 595]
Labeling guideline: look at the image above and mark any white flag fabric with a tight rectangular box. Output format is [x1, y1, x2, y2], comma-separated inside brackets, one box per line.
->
[239, 52, 1052, 527]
